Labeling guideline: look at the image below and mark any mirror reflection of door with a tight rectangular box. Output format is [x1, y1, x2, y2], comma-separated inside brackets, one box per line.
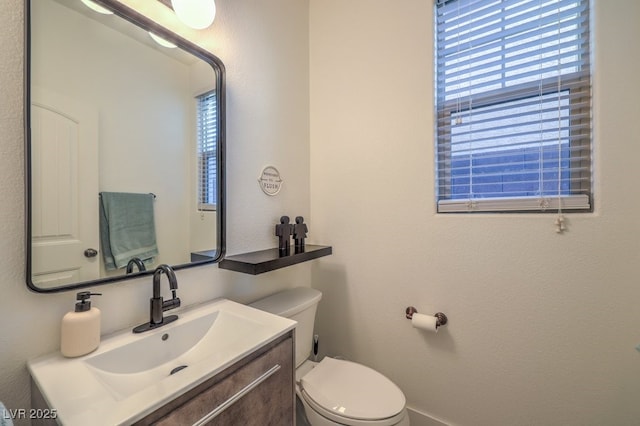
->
[31, 88, 100, 287]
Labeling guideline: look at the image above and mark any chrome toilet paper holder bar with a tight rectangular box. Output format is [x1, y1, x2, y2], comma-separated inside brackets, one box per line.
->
[405, 306, 448, 327]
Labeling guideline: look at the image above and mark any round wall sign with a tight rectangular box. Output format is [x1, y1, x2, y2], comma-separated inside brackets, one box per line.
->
[258, 165, 283, 196]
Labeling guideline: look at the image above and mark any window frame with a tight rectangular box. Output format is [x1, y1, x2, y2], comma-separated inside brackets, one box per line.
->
[196, 89, 218, 212]
[434, 0, 592, 213]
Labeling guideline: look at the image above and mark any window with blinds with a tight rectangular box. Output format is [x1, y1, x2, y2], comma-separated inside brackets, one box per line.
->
[435, 0, 592, 213]
[196, 90, 217, 211]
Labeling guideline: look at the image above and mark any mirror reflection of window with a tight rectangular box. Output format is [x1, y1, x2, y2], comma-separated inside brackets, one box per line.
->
[196, 90, 218, 212]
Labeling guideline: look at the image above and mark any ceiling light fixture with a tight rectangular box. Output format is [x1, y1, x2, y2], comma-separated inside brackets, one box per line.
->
[170, 0, 216, 30]
[80, 0, 113, 15]
[148, 32, 177, 49]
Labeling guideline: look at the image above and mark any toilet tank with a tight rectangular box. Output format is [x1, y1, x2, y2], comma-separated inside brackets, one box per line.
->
[250, 287, 322, 367]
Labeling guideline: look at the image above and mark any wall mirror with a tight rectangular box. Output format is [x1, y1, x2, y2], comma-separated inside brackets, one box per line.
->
[26, 0, 226, 293]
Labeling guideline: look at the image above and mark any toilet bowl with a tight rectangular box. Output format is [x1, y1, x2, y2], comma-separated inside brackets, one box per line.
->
[250, 287, 409, 426]
[297, 358, 409, 426]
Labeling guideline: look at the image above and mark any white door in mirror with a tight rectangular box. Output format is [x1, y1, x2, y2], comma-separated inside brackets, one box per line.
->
[31, 87, 100, 287]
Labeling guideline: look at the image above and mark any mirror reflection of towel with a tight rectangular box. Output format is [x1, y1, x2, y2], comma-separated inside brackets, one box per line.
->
[99, 192, 158, 271]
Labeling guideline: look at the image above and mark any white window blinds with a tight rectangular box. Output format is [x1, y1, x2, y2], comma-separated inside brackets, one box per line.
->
[196, 90, 218, 211]
[435, 0, 592, 213]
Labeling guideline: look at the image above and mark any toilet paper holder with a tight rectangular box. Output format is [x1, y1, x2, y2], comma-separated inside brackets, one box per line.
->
[405, 306, 448, 327]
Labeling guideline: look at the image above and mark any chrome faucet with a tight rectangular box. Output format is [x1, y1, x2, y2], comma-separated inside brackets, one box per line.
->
[133, 264, 181, 333]
[125, 257, 146, 274]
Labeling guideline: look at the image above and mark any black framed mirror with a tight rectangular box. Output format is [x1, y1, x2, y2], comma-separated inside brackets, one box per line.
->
[25, 0, 226, 293]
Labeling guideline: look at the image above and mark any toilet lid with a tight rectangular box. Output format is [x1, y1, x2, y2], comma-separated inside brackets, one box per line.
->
[300, 357, 406, 421]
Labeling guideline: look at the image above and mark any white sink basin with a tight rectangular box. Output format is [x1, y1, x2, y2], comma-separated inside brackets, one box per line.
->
[28, 299, 296, 426]
[85, 309, 268, 400]
[85, 312, 218, 377]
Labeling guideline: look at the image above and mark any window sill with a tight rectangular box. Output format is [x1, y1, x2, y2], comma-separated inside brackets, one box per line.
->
[437, 194, 590, 213]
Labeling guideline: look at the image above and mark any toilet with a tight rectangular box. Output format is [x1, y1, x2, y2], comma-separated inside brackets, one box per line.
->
[250, 287, 410, 426]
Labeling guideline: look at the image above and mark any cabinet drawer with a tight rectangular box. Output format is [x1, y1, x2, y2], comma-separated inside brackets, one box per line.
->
[138, 333, 294, 426]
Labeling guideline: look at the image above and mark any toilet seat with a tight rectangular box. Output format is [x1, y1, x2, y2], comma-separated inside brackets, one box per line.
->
[300, 357, 407, 425]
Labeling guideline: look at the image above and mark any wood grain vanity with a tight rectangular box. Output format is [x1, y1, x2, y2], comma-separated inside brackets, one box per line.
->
[135, 332, 294, 426]
[32, 331, 295, 426]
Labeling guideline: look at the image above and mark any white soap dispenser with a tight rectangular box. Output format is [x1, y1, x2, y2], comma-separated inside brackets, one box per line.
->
[60, 291, 102, 357]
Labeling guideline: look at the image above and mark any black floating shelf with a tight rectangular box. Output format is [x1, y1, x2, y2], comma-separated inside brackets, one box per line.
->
[218, 245, 332, 275]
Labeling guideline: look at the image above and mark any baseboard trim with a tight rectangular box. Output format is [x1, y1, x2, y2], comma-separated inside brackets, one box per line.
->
[406, 406, 449, 426]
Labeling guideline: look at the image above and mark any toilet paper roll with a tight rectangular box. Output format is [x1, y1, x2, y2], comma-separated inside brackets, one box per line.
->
[411, 313, 439, 332]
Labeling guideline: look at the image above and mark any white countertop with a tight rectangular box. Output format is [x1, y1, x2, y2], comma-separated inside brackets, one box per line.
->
[28, 299, 296, 425]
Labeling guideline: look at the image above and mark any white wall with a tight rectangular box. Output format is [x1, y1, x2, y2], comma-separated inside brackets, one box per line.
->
[309, 1, 640, 425]
[0, 0, 310, 422]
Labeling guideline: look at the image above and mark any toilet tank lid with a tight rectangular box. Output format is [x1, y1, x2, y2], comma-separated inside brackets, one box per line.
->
[249, 287, 322, 318]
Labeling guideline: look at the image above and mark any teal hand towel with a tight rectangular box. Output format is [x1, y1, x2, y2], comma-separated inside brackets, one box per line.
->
[99, 192, 159, 270]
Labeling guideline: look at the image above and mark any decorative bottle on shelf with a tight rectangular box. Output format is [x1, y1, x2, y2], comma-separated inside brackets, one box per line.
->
[60, 291, 102, 358]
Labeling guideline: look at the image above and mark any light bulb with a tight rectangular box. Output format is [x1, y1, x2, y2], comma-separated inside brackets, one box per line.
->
[80, 0, 113, 15]
[171, 0, 216, 30]
[148, 32, 177, 49]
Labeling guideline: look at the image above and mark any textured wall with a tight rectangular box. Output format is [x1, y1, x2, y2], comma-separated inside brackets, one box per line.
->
[0, 0, 310, 422]
[309, 0, 640, 425]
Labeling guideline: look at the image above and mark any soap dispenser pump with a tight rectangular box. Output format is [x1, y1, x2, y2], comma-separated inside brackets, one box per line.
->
[60, 291, 102, 358]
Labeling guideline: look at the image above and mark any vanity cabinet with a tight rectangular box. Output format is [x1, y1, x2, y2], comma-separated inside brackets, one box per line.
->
[135, 332, 295, 426]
